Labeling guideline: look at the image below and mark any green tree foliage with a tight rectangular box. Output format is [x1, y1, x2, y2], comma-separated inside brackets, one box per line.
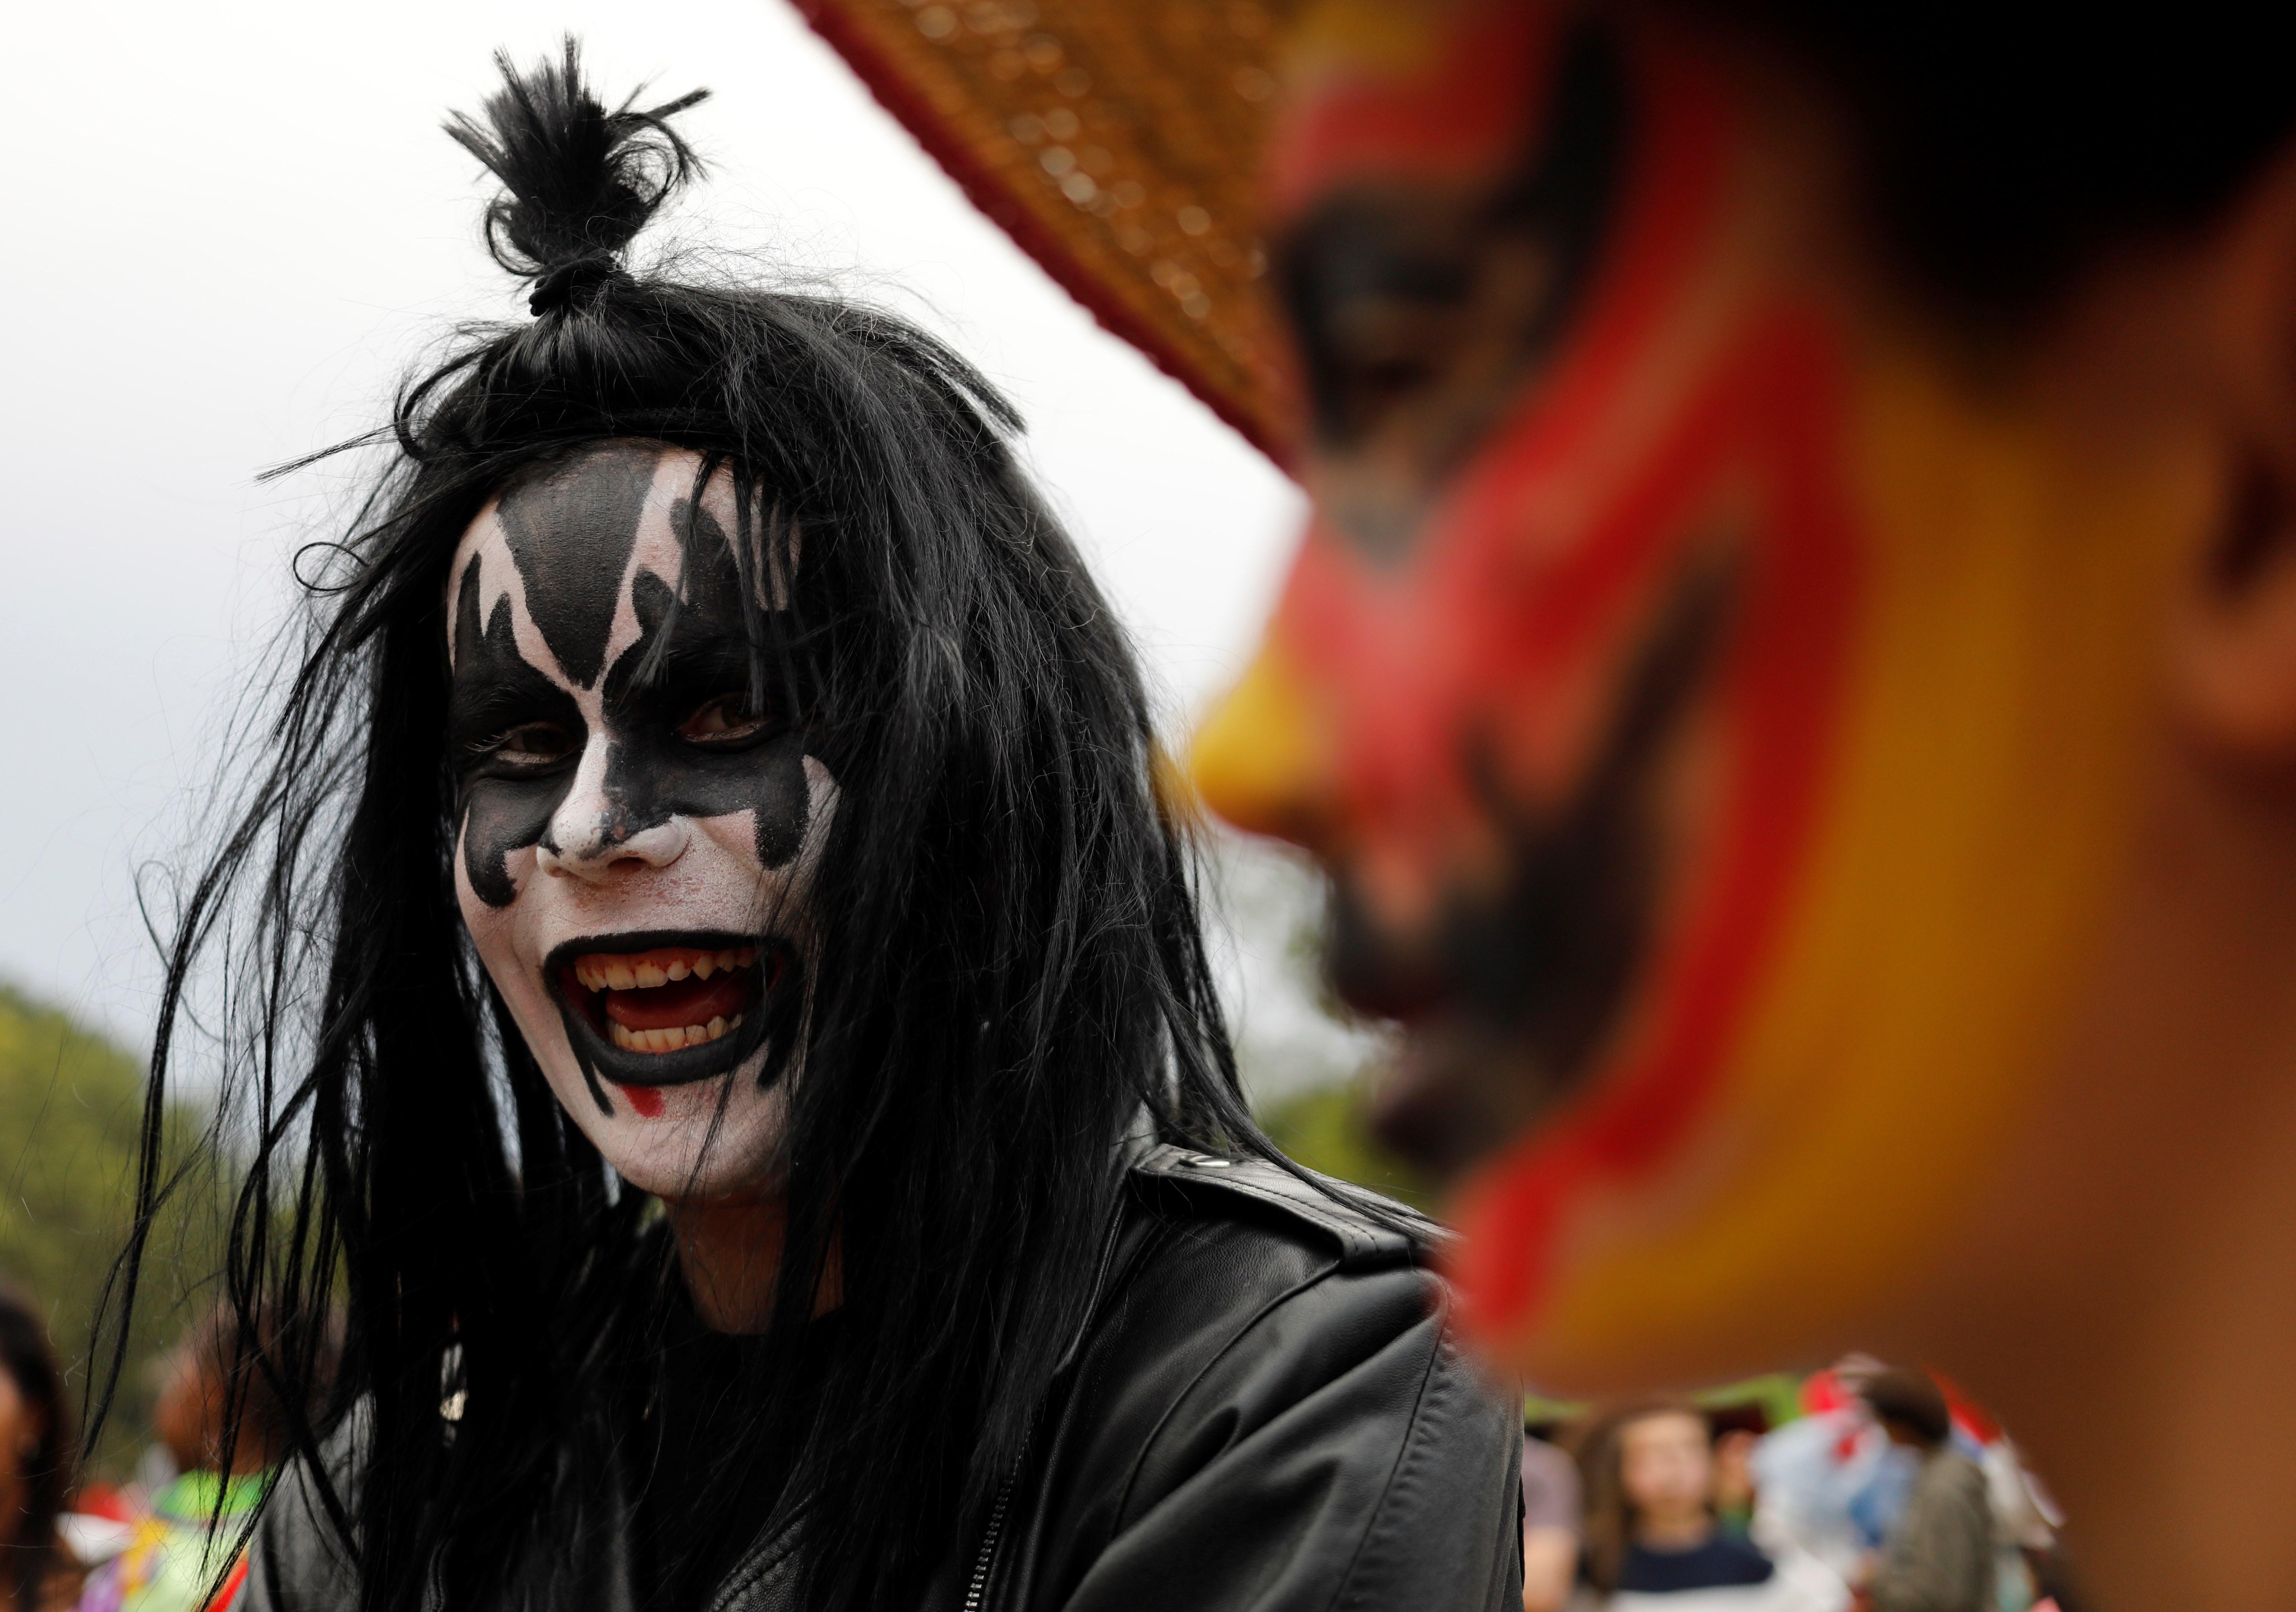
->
[1257, 1077, 1437, 1214]
[0, 984, 223, 1477]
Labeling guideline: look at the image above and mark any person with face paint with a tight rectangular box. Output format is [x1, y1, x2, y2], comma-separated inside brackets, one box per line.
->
[97, 42, 1522, 1612]
[783, 2, 2296, 1608]
[1183, 14, 2296, 1610]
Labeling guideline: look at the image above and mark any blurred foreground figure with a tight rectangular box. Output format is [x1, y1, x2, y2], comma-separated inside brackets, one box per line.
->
[1193, 6, 2296, 1605]
[798, 1, 2296, 1605]
[110, 39, 1520, 1612]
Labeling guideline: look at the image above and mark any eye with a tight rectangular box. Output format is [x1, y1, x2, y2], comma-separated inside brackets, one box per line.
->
[484, 721, 578, 769]
[679, 694, 771, 746]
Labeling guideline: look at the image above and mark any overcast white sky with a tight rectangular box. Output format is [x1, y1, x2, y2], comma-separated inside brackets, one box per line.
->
[0, 0, 1323, 1059]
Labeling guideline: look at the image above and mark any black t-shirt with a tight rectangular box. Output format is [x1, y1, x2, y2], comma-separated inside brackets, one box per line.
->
[1617, 1533, 1777, 1594]
[629, 1293, 842, 1612]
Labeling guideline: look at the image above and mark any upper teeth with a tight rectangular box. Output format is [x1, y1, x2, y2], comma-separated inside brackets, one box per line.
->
[573, 946, 759, 993]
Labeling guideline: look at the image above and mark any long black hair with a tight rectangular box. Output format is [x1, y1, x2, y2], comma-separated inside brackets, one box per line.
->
[97, 40, 1292, 1612]
[0, 1280, 72, 1612]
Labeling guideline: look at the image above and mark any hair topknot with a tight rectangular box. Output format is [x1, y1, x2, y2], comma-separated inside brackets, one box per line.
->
[444, 37, 708, 311]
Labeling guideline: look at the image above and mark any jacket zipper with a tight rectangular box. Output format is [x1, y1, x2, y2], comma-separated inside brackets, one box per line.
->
[960, 1467, 1018, 1612]
[962, 1172, 1135, 1612]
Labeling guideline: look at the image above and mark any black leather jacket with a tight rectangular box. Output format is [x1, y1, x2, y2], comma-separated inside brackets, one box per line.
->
[247, 1145, 1524, 1611]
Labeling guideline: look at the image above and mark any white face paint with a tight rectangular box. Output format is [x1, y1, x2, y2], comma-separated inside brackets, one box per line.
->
[445, 442, 832, 1200]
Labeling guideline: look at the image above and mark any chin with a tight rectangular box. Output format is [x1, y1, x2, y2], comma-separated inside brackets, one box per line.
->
[568, 1063, 791, 1200]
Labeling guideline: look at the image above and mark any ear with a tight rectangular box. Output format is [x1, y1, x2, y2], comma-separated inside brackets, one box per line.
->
[2170, 456, 2296, 760]
[2169, 139, 2296, 765]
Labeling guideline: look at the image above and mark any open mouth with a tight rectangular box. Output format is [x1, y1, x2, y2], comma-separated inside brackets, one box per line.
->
[546, 930, 790, 1093]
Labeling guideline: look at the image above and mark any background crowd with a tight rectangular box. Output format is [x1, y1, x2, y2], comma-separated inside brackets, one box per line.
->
[0, 1281, 333, 1612]
[1518, 1365, 2079, 1612]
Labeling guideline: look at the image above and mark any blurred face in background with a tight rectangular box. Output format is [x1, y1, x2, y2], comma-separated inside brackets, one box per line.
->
[1195, 0, 2280, 1391]
[0, 1364, 28, 1527]
[1711, 1427, 1758, 1518]
[1619, 1411, 1715, 1537]
[150, 1344, 216, 1474]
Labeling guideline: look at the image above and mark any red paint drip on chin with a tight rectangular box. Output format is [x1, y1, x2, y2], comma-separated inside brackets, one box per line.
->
[616, 1084, 665, 1118]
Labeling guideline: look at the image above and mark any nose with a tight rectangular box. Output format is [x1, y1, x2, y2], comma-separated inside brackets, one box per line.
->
[537, 739, 690, 883]
[538, 817, 689, 882]
[1189, 636, 1336, 846]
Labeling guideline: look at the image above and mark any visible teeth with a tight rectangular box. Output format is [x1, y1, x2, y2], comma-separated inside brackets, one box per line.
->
[576, 945, 761, 1007]
[607, 1012, 744, 1054]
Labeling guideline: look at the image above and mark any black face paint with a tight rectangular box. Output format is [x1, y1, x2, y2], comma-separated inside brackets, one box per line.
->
[587, 510, 811, 874]
[1278, 18, 1627, 563]
[447, 559, 586, 908]
[445, 445, 819, 1108]
[497, 442, 660, 689]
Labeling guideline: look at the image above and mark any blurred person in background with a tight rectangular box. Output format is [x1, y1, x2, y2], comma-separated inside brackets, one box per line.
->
[98, 40, 1521, 1612]
[1709, 1430, 1759, 1541]
[1858, 1372, 1994, 1612]
[76, 1303, 339, 1612]
[1523, 1416, 1583, 1612]
[0, 1282, 80, 1612]
[1577, 1403, 1845, 1611]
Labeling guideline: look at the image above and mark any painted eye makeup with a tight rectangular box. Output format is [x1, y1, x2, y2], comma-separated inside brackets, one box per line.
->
[1280, 19, 1627, 468]
[482, 720, 581, 770]
[678, 694, 773, 746]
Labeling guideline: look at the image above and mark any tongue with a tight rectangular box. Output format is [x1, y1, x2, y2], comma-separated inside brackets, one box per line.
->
[600, 970, 750, 1030]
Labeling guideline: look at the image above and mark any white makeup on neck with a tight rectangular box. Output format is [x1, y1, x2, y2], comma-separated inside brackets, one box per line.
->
[445, 442, 834, 1199]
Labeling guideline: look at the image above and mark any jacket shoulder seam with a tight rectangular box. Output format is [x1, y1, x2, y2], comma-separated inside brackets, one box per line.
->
[1130, 1145, 1430, 1266]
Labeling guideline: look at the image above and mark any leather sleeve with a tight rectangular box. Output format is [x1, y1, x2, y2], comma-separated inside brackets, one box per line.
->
[1001, 1159, 1525, 1612]
[1063, 1261, 1520, 1611]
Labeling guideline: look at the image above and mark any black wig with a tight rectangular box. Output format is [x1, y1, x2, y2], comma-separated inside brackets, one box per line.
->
[99, 40, 1294, 1612]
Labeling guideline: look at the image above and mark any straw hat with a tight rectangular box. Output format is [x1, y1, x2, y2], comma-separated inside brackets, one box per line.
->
[796, 0, 1295, 458]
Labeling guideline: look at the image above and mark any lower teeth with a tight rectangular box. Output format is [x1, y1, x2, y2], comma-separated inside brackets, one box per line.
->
[608, 1012, 744, 1054]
